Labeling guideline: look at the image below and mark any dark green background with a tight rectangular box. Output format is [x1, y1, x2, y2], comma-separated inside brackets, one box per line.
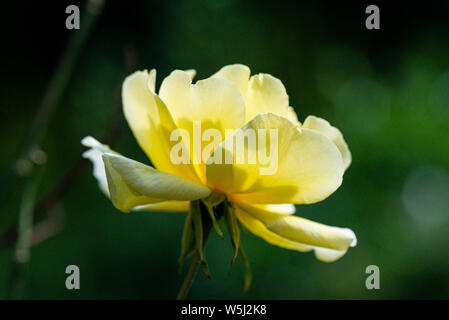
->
[1, 0, 448, 299]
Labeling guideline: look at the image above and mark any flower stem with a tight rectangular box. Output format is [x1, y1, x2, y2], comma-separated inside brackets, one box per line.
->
[176, 253, 201, 300]
[176, 201, 223, 299]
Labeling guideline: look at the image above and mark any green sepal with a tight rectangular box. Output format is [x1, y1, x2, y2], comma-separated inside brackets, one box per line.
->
[191, 200, 205, 260]
[178, 210, 195, 274]
[224, 201, 240, 273]
[201, 261, 211, 278]
[190, 200, 212, 278]
[202, 192, 225, 238]
[202, 201, 224, 239]
[239, 244, 252, 294]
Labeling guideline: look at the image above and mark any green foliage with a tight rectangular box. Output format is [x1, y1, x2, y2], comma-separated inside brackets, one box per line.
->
[1, 1, 448, 299]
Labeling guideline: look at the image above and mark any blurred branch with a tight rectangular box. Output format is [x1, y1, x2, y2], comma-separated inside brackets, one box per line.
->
[4, 0, 105, 299]
[0, 45, 139, 251]
[7, 168, 43, 298]
[6, 176, 64, 299]
[31, 206, 65, 247]
[0, 0, 104, 204]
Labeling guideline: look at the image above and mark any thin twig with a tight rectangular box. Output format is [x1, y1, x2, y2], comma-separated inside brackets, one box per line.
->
[31, 206, 65, 247]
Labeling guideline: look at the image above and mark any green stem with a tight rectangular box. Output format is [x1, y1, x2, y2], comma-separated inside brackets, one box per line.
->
[176, 253, 201, 300]
[4, 1, 104, 298]
[7, 169, 43, 298]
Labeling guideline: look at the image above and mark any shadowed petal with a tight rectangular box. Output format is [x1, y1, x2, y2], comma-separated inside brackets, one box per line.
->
[102, 153, 211, 212]
[235, 202, 356, 262]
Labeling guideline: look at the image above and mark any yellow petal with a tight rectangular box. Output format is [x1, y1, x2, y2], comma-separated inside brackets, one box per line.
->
[212, 64, 250, 97]
[245, 74, 289, 122]
[312, 247, 348, 263]
[235, 202, 356, 262]
[122, 70, 199, 182]
[287, 106, 301, 127]
[235, 205, 311, 252]
[122, 70, 157, 159]
[159, 70, 246, 134]
[133, 201, 189, 212]
[159, 70, 246, 182]
[206, 113, 344, 204]
[211, 66, 293, 124]
[249, 204, 296, 215]
[81, 137, 198, 213]
[302, 116, 351, 171]
[82, 136, 158, 209]
[102, 153, 211, 212]
[184, 69, 197, 80]
[238, 202, 355, 250]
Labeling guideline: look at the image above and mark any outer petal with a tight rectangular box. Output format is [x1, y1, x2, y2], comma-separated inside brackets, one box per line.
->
[82, 137, 192, 213]
[212, 64, 250, 97]
[184, 69, 197, 80]
[159, 70, 246, 182]
[313, 247, 348, 263]
[206, 113, 344, 204]
[245, 74, 289, 122]
[302, 116, 351, 171]
[235, 206, 311, 252]
[287, 106, 301, 127]
[102, 153, 211, 212]
[82, 137, 163, 212]
[235, 202, 356, 262]
[122, 70, 157, 160]
[82, 136, 114, 195]
[211, 66, 291, 123]
[122, 70, 199, 182]
[249, 204, 296, 215]
[133, 201, 189, 212]
[159, 70, 246, 134]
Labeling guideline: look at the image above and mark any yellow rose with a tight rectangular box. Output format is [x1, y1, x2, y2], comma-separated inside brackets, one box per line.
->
[82, 64, 356, 265]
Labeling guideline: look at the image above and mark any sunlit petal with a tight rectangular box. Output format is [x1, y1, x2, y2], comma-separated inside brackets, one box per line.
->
[212, 64, 251, 97]
[207, 113, 344, 204]
[248, 203, 296, 215]
[159, 70, 246, 182]
[245, 73, 289, 122]
[122, 70, 199, 181]
[302, 115, 351, 171]
[287, 106, 301, 126]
